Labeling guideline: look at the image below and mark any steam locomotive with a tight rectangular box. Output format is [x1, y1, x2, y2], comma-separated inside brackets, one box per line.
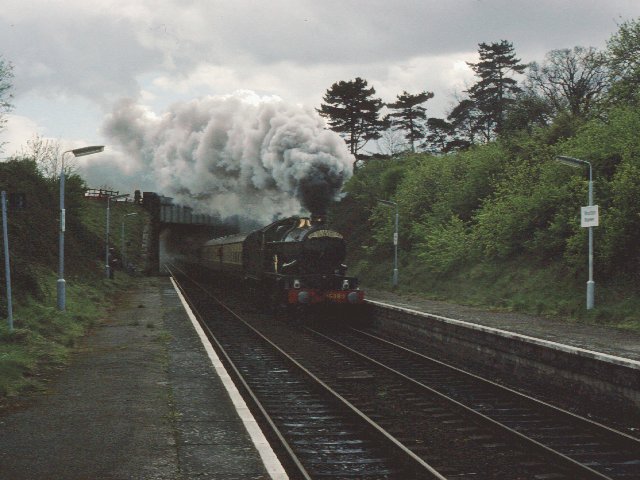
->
[199, 215, 364, 310]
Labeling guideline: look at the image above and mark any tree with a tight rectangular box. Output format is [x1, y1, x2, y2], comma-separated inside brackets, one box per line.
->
[526, 47, 609, 118]
[17, 134, 64, 179]
[447, 99, 479, 150]
[317, 77, 387, 163]
[422, 117, 454, 154]
[502, 91, 554, 135]
[376, 127, 408, 157]
[466, 40, 527, 138]
[0, 56, 14, 152]
[606, 18, 640, 105]
[386, 90, 434, 153]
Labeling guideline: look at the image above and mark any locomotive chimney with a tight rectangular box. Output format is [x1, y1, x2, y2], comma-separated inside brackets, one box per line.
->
[311, 213, 326, 225]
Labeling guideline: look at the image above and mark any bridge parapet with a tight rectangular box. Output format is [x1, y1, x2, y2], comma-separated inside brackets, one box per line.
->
[142, 192, 216, 226]
[160, 201, 217, 226]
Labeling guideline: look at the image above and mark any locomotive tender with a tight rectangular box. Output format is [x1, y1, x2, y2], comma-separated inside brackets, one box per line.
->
[200, 215, 364, 308]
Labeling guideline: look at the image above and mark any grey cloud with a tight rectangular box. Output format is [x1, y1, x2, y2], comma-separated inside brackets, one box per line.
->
[0, 12, 162, 104]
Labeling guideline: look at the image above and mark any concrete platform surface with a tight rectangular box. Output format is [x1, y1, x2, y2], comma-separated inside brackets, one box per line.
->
[2, 277, 637, 479]
[0, 276, 283, 480]
[366, 288, 640, 362]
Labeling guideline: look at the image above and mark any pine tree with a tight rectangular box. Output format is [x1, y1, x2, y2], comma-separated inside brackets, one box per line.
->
[387, 90, 434, 153]
[317, 77, 386, 163]
[447, 99, 479, 149]
[422, 117, 454, 154]
[466, 40, 526, 138]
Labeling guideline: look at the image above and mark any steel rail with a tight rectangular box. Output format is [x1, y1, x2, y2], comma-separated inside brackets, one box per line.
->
[352, 327, 640, 449]
[168, 264, 446, 479]
[207, 286, 446, 479]
[166, 264, 312, 480]
[308, 326, 615, 480]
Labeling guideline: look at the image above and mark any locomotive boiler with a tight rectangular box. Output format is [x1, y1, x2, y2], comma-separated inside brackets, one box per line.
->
[199, 215, 364, 309]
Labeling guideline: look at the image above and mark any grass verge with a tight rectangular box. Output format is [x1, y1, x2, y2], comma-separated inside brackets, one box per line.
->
[356, 255, 640, 332]
[0, 265, 136, 403]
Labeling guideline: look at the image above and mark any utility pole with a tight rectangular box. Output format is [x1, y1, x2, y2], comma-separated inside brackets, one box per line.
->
[378, 199, 399, 287]
[1, 191, 13, 331]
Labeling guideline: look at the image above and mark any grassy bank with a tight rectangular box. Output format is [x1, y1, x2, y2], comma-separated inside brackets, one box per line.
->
[0, 269, 136, 399]
[0, 272, 119, 398]
[0, 180, 150, 402]
[352, 255, 640, 332]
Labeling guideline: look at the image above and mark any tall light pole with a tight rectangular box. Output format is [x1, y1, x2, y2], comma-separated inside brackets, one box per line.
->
[121, 212, 138, 271]
[58, 145, 104, 311]
[378, 199, 399, 287]
[2, 191, 13, 330]
[556, 155, 595, 310]
[106, 193, 129, 278]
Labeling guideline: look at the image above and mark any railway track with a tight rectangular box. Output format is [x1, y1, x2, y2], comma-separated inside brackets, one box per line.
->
[307, 326, 640, 479]
[169, 266, 438, 479]
[169, 266, 639, 478]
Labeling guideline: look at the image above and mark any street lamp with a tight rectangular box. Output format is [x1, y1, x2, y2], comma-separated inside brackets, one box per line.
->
[555, 155, 595, 310]
[378, 199, 399, 287]
[1, 191, 13, 330]
[106, 193, 129, 278]
[121, 212, 138, 271]
[58, 145, 104, 311]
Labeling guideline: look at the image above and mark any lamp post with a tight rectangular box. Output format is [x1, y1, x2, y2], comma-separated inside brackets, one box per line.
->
[378, 199, 399, 287]
[121, 212, 138, 271]
[58, 145, 104, 311]
[555, 155, 595, 310]
[106, 193, 129, 278]
[2, 191, 13, 330]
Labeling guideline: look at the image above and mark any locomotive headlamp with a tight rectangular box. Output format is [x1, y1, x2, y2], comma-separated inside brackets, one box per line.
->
[342, 279, 350, 290]
[293, 279, 301, 289]
[348, 292, 361, 304]
[297, 291, 310, 304]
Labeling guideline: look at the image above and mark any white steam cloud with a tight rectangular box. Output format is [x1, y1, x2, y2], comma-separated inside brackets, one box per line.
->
[100, 91, 354, 222]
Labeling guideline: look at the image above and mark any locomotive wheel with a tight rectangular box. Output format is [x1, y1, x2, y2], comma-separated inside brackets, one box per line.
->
[267, 285, 282, 315]
[268, 285, 294, 321]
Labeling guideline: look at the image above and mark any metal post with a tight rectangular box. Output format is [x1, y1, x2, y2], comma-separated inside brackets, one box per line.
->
[555, 155, 595, 310]
[587, 164, 594, 310]
[57, 152, 69, 311]
[106, 194, 129, 278]
[378, 199, 399, 288]
[106, 196, 111, 278]
[121, 215, 125, 270]
[393, 205, 399, 287]
[2, 191, 13, 330]
[121, 213, 138, 271]
[57, 146, 104, 308]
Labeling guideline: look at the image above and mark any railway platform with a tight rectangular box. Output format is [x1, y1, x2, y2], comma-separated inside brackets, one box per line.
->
[365, 288, 640, 426]
[0, 276, 286, 480]
[1, 277, 638, 479]
[365, 288, 640, 361]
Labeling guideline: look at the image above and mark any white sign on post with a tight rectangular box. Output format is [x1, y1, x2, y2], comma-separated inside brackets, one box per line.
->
[581, 205, 599, 227]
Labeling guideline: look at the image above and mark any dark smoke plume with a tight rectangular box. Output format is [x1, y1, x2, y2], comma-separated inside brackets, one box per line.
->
[101, 91, 354, 222]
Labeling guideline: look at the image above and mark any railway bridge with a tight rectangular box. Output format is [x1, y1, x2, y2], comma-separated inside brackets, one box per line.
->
[141, 192, 234, 274]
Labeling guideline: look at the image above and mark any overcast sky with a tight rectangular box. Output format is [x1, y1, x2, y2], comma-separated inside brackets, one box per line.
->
[1, 0, 639, 202]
